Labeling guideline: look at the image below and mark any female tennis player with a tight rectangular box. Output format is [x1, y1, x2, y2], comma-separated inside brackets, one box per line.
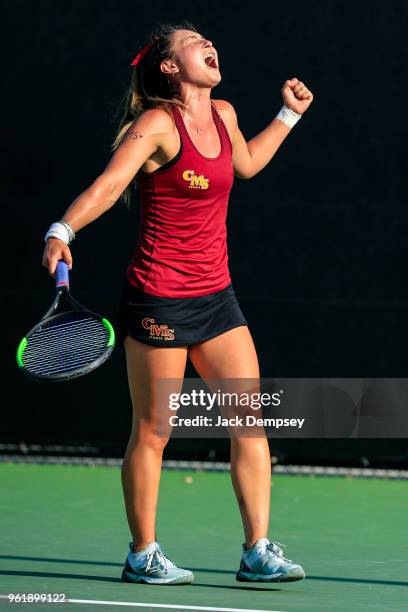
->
[42, 22, 313, 585]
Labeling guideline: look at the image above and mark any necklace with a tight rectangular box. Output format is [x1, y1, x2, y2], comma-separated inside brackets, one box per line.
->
[183, 111, 214, 134]
[191, 120, 213, 134]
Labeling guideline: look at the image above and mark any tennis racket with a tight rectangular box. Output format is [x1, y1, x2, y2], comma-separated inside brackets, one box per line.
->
[16, 261, 115, 382]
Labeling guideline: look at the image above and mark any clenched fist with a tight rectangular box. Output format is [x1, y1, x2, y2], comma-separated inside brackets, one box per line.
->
[282, 78, 314, 115]
[42, 238, 73, 277]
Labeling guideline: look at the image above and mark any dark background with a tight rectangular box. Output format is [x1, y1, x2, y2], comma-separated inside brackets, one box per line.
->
[3, 0, 408, 466]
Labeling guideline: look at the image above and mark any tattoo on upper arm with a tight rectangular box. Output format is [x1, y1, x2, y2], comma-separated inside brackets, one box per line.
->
[126, 128, 144, 141]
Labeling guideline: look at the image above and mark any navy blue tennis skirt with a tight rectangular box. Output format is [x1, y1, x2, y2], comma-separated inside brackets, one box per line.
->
[116, 279, 248, 348]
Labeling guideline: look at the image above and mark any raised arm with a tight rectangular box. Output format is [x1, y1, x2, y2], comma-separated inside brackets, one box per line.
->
[225, 78, 313, 179]
[42, 107, 174, 275]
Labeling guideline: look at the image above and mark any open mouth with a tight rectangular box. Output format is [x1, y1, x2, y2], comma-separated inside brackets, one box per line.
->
[204, 53, 219, 70]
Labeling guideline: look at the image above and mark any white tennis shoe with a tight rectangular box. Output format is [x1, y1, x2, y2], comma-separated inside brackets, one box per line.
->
[122, 541, 194, 585]
[236, 537, 306, 582]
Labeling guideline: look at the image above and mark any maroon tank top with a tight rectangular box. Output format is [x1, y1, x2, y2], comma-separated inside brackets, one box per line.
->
[126, 101, 234, 297]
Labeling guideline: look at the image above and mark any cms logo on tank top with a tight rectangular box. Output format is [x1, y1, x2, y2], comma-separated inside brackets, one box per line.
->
[182, 169, 209, 190]
[142, 317, 175, 341]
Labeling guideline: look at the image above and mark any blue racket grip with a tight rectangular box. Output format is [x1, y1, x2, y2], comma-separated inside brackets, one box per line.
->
[56, 260, 70, 288]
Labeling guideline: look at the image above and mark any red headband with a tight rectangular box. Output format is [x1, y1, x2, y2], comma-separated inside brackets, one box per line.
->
[130, 36, 159, 66]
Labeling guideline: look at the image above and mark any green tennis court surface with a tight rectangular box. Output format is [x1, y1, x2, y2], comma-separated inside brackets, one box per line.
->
[0, 464, 406, 612]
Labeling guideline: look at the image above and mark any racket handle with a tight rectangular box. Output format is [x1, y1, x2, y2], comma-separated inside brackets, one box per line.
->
[56, 260, 70, 288]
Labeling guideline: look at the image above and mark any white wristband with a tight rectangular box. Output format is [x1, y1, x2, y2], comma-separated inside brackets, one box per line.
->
[275, 105, 301, 129]
[44, 221, 75, 245]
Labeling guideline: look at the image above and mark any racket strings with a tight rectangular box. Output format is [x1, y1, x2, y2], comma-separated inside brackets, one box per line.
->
[23, 313, 110, 376]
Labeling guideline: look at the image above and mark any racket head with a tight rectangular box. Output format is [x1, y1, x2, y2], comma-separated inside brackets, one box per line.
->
[16, 262, 116, 382]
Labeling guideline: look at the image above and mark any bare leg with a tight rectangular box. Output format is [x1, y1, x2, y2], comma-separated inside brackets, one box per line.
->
[230, 437, 271, 548]
[188, 326, 271, 548]
[121, 337, 187, 551]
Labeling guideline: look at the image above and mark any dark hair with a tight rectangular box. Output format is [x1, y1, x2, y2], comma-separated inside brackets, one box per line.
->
[112, 21, 198, 207]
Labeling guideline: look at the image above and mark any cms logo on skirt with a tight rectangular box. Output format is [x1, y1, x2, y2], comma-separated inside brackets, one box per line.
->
[142, 318, 175, 341]
[182, 169, 209, 189]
